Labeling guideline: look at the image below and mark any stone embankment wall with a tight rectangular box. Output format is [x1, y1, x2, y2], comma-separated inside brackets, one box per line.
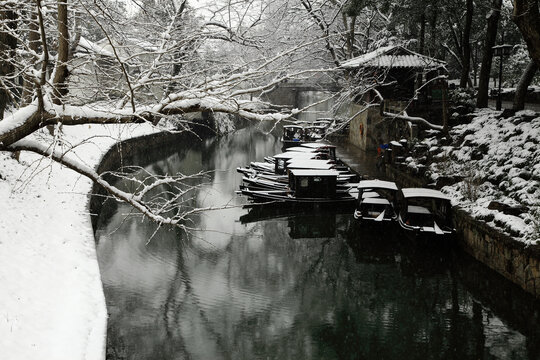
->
[348, 102, 416, 151]
[385, 165, 540, 299]
[89, 131, 199, 231]
[454, 209, 540, 298]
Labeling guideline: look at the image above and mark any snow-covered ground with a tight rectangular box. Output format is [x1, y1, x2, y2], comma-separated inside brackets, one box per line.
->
[0, 123, 157, 360]
[403, 109, 540, 245]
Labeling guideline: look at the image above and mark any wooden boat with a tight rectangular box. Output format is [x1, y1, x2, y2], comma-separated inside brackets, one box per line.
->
[305, 125, 326, 141]
[353, 180, 398, 223]
[240, 169, 356, 205]
[274, 153, 324, 174]
[281, 125, 306, 147]
[300, 143, 337, 160]
[397, 188, 455, 239]
[237, 151, 317, 176]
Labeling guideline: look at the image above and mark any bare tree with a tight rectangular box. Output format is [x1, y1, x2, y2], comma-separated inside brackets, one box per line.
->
[0, 0, 333, 231]
[476, 0, 503, 108]
[460, 0, 474, 88]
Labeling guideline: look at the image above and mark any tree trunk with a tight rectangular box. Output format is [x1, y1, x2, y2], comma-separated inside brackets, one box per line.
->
[429, 4, 438, 57]
[476, 0, 502, 108]
[419, 11, 426, 54]
[52, 0, 70, 104]
[0, 6, 17, 119]
[416, 11, 426, 89]
[513, 60, 538, 110]
[349, 15, 356, 57]
[513, 0, 540, 68]
[460, 0, 474, 88]
[21, 9, 40, 106]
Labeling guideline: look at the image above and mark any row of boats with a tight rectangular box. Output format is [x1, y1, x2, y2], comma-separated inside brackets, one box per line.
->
[236, 141, 455, 239]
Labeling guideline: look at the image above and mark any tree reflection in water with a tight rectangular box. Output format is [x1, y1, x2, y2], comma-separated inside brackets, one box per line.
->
[96, 127, 539, 360]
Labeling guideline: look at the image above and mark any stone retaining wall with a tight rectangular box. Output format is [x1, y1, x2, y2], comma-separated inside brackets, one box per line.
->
[454, 209, 540, 299]
[386, 165, 540, 299]
[89, 131, 209, 231]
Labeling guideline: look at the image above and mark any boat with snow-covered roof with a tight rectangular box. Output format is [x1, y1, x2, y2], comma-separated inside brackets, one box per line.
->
[239, 169, 356, 205]
[353, 180, 399, 223]
[397, 188, 455, 240]
[281, 125, 306, 147]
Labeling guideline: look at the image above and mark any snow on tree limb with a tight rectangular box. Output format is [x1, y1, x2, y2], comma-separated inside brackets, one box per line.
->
[382, 111, 444, 132]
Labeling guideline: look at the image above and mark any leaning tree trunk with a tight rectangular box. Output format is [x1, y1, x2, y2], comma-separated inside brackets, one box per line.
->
[476, 0, 502, 108]
[460, 0, 474, 88]
[513, 0, 540, 68]
[513, 60, 538, 110]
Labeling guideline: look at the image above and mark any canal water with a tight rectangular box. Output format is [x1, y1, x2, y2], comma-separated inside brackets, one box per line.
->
[95, 125, 540, 360]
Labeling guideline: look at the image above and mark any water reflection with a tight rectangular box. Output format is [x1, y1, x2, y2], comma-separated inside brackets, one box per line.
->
[96, 127, 539, 360]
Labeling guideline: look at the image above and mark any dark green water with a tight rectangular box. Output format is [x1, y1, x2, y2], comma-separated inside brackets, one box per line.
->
[95, 126, 540, 360]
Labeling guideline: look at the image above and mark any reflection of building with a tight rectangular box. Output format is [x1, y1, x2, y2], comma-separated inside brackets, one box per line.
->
[341, 46, 447, 150]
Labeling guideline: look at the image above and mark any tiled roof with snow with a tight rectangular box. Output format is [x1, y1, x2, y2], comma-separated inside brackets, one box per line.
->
[341, 45, 445, 70]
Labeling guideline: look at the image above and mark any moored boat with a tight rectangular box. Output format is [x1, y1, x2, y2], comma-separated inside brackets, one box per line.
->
[240, 169, 356, 206]
[397, 188, 455, 240]
[281, 125, 306, 147]
[353, 180, 399, 223]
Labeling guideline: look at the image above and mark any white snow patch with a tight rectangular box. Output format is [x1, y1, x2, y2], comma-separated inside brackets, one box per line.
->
[0, 123, 158, 359]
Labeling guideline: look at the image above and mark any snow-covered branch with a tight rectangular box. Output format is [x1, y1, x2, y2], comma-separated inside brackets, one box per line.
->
[382, 111, 444, 132]
[7, 139, 228, 230]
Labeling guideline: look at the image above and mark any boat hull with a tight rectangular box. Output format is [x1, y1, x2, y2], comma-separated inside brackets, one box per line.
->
[240, 188, 356, 206]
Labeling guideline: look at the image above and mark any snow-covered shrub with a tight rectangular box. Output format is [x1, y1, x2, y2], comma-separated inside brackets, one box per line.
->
[448, 87, 476, 114]
[462, 165, 483, 202]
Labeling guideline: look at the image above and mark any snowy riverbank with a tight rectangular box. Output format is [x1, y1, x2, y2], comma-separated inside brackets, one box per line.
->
[0, 123, 158, 359]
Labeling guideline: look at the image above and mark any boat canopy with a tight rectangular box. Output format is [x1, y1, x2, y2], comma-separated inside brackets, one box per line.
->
[287, 159, 332, 166]
[287, 161, 334, 170]
[362, 197, 391, 205]
[407, 205, 432, 214]
[301, 142, 335, 149]
[357, 180, 398, 191]
[361, 191, 381, 199]
[289, 169, 341, 177]
[274, 152, 315, 159]
[287, 147, 318, 153]
[401, 188, 451, 200]
[283, 125, 303, 129]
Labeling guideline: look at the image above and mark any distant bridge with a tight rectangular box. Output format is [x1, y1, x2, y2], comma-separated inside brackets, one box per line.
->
[275, 81, 341, 93]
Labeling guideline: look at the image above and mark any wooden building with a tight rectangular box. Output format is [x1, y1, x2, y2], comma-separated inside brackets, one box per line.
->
[341, 46, 447, 150]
